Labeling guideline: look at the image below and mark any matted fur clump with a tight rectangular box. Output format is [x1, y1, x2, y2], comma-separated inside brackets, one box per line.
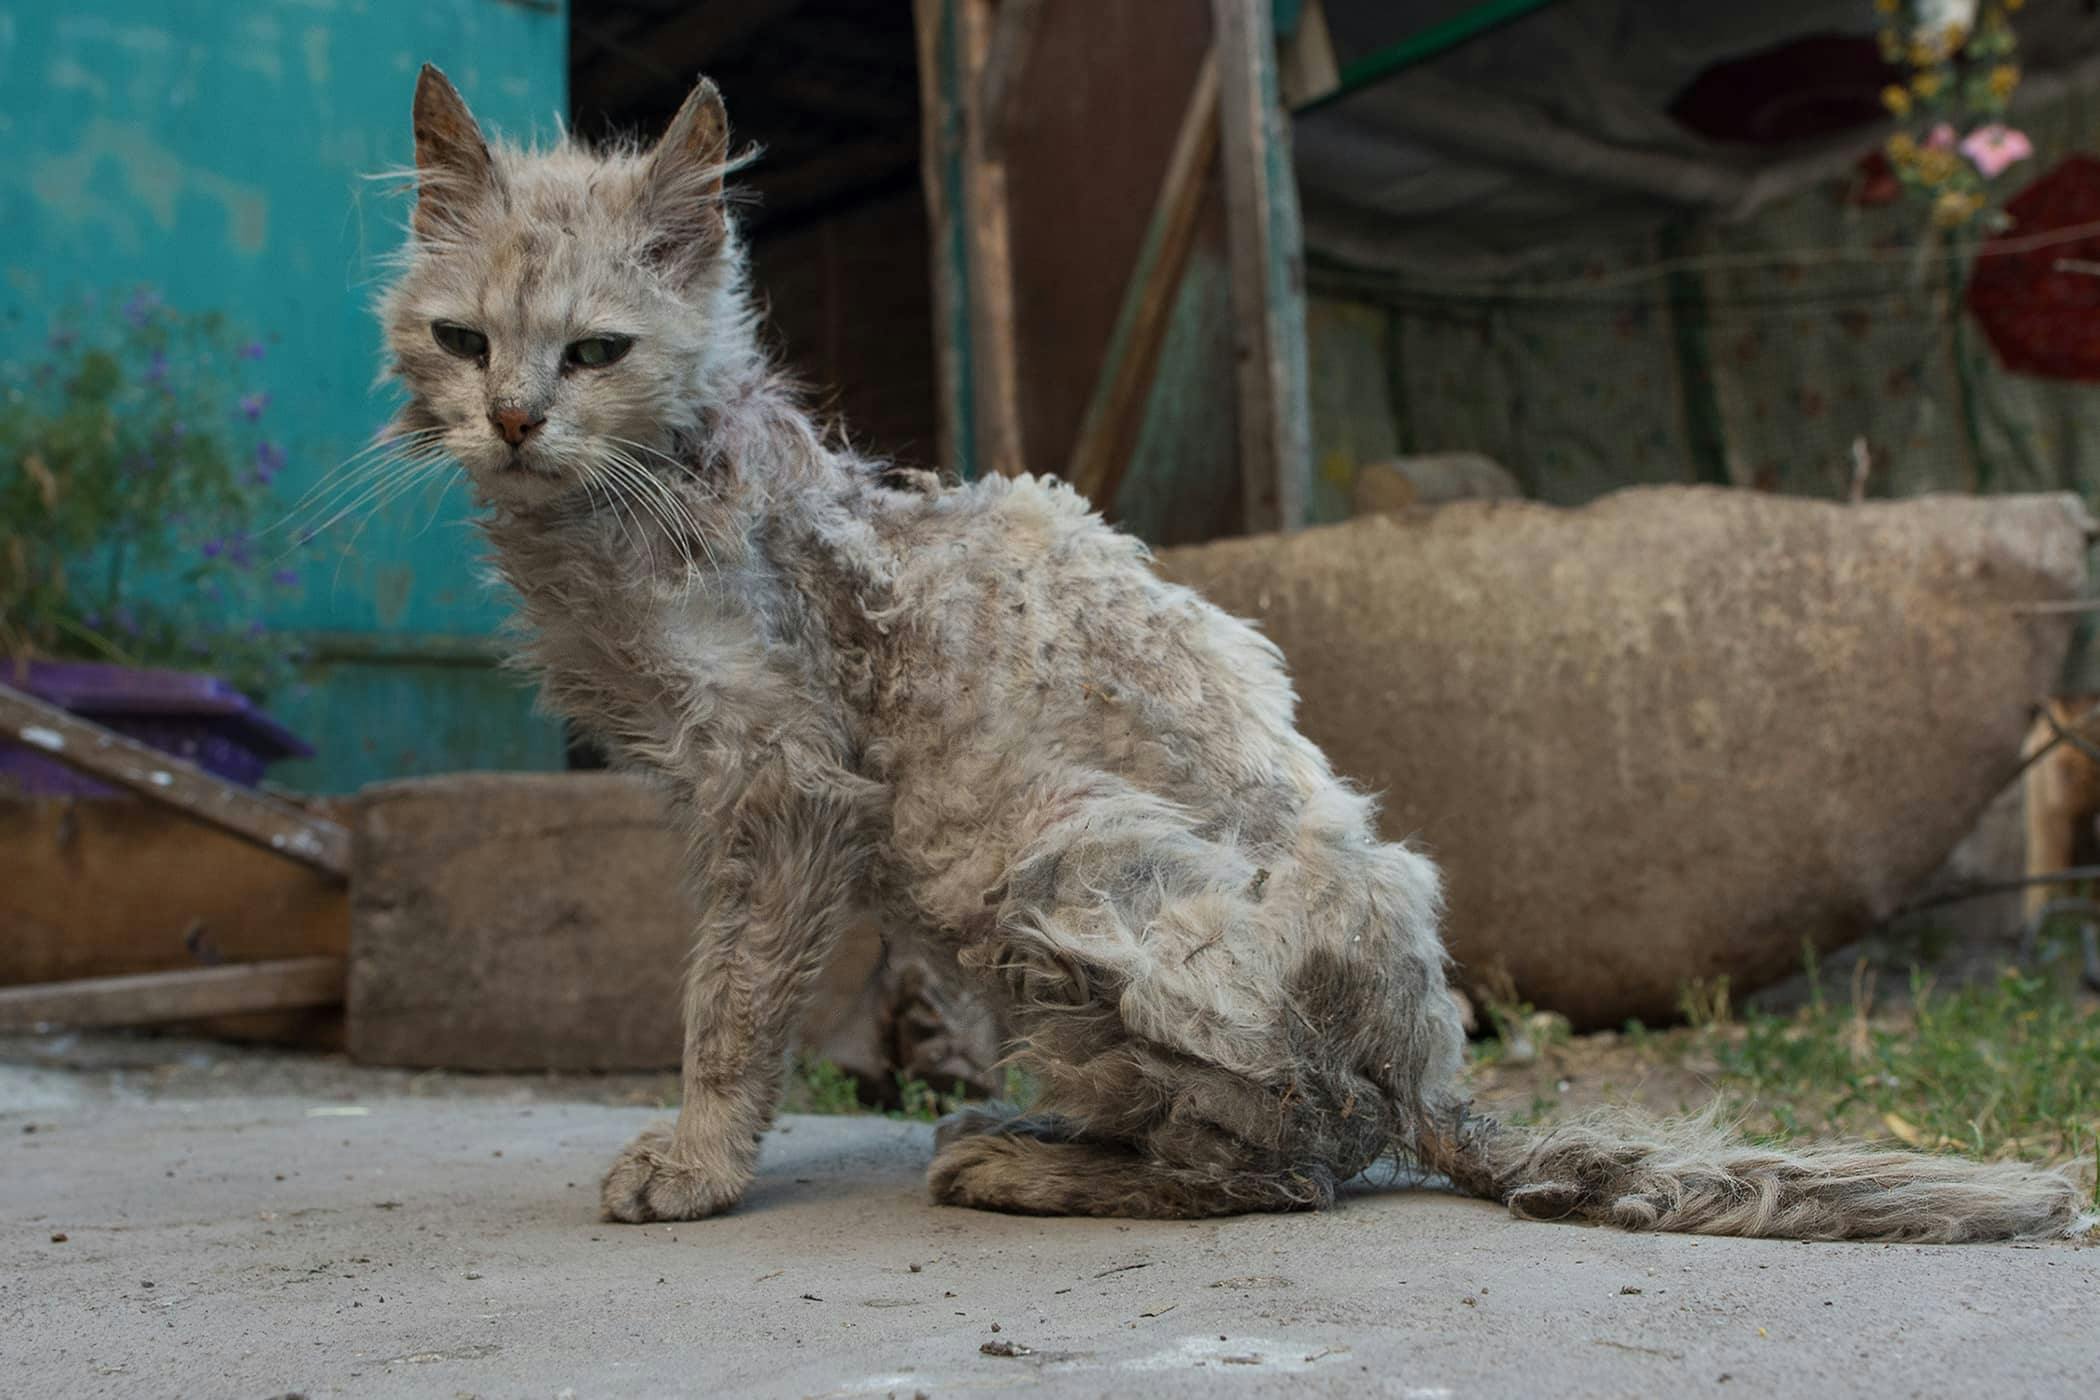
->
[370, 66, 2090, 1245]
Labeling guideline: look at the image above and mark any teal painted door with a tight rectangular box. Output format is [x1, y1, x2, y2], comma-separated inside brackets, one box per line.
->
[0, 0, 570, 790]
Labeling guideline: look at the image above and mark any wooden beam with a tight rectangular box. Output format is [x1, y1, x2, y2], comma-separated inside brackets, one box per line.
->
[0, 957, 345, 1031]
[979, 0, 1045, 155]
[2023, 697, 2100, 926]
[956, 0, 1026, 477]
[1213, 0, 1314, 533]
[1066, 51, 1221, 510]
[1278, 0, 1340, 109]
[915, 0, 972, 478]
[912, 0, 1027, 479]
[0, 684, 351, 879]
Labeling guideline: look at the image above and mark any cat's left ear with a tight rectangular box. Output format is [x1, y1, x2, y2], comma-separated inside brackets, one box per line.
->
[642, 76, 734, 271]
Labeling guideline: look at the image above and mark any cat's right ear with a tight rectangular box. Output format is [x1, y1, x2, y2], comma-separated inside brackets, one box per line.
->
[411, 64, 496, 239]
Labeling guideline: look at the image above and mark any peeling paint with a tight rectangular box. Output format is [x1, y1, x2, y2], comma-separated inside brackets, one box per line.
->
[30, 118, 270, 254]
[302, 25, 331, 87]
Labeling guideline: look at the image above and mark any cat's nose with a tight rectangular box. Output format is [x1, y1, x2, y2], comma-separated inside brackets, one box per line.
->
[490, 405, 545, 447]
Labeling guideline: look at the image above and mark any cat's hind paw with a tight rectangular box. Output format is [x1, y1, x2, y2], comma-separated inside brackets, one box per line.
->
[599, 1127, 746, 1223]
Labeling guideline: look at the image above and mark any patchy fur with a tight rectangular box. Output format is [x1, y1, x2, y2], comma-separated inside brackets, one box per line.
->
[373, 68, 2090, 1243]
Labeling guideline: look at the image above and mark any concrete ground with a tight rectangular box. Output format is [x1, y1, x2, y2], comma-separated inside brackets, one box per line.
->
[2, 1036, 2095, 1399]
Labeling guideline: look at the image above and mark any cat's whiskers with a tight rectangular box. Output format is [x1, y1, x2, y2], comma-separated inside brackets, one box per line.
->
[300, 447, 455, 559]
[597, 450, 714, 578]
[270, 427, 450, 537]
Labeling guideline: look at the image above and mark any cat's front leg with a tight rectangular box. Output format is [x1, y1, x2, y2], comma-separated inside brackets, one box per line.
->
[601, 783, 866, 1222]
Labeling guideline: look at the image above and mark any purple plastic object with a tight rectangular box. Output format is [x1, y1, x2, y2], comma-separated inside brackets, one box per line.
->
[0, 659, 313, 798]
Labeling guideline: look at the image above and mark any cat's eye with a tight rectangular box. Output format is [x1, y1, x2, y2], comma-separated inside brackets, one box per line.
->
[565, 335, 633, 370]
[431, 321, 488, 361]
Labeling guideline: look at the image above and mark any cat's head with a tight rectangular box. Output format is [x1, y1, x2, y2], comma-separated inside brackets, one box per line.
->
[380, 65, 750, 509]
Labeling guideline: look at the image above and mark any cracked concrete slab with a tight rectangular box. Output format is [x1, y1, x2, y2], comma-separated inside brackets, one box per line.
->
[3, 1058, 2095, 1398]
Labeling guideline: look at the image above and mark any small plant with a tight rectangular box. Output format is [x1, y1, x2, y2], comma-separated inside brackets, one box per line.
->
[891, 1072, 969, 1124]
[1874, 0, 2032, 229]
[1677, 975, 1733, 1031]
[790, 1055, 865, 1116]
[1707, 956, 2098, 1170]
[0, 288, 302, 699]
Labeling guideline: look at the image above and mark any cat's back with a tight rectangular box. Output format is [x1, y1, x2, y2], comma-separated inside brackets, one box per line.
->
[868, 471, 1312, 800]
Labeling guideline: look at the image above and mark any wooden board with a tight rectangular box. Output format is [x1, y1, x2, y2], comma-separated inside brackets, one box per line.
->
[0, 795, 350, 1045]
[0, 959, 343, 1032]
[0, 684, 351, 877]
[1066, 51, 1222, 511]
[1213, 0, 1314, 533]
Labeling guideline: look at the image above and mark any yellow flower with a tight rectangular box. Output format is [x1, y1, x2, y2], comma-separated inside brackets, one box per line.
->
[2004, 0, 2024, 11]
[1915, 147, 1960, 185]
[1886, 131, 1919, 162]
[1990, 64, 2021, 100]
[1874, 0, 1897, 12]
[1911, 70, 1943, 99]
[1932, 189, 1985, 227]
[1879, 28, 1904, 60]
[1883, 84, 1915, 117]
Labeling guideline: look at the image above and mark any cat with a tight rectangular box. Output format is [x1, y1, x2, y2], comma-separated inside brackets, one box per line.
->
[376, 65, 2087, 1242]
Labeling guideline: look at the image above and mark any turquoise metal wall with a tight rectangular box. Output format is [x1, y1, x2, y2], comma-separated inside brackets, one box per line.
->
[0, 0, 570, 790]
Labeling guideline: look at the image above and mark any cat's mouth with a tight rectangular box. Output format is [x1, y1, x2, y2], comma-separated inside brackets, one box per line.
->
[468, 441, 571, 507]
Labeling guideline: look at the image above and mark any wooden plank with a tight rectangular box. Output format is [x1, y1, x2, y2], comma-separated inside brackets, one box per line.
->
[1, 797, 348, 987]
[1213, 0, 1314, 533]
[1066, 51, 1222, 509]
[2022, 697, 2100, 925]
[1278, 0, 1339, 109]
[914, 0, 974, 478]
[0, 958, 345, 1032]
[979, 0, 1045, 155]
[0, 684, 351, 878]
[956, 0, 1027, 477]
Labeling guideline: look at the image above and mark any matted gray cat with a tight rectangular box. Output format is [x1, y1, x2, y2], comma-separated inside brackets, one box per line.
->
[375, 66, 2087, 1242]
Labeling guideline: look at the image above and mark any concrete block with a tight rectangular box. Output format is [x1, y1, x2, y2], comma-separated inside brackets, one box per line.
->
[1158, 486, 2090, 1026]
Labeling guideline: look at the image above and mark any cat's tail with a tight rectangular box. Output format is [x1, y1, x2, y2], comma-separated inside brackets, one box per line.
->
[1413, 1102, 2094, 1243]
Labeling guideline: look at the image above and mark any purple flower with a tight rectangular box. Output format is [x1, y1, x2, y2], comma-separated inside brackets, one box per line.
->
[250, 439, 287, 485]
[245, 620, 267, 638]
[167, 419, 187, 441]
[238, 340, 267, 361]
[201, 537, 224, 559]
[226, 533, 254, 568]
[111, 605, 139, 637]
[271, 568, 300, 589]
[122, 288, 160, 328]
[83, 610, 103, 629]
[145, 350, 169, 387]
[237, 391, 269, 422]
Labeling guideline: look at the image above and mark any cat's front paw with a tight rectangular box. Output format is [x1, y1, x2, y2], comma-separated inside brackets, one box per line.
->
[600, 1127, 747, 1223]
